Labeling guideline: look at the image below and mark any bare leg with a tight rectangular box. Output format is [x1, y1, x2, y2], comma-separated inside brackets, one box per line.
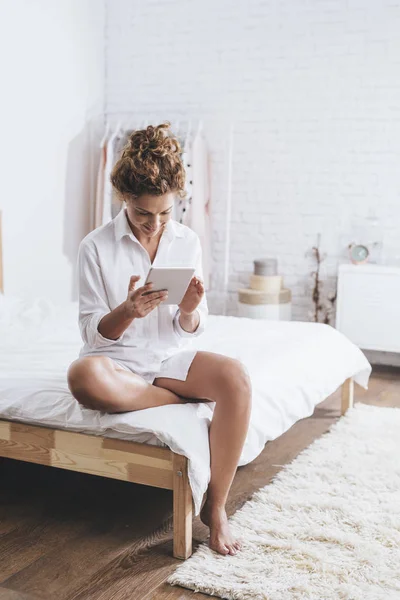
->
[67, 356, 185, 412]
[67, 352, 252, 555]
[154, 351, 252, 555]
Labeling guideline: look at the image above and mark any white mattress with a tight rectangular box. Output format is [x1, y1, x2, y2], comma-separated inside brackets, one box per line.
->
[0, 295, 372, 515]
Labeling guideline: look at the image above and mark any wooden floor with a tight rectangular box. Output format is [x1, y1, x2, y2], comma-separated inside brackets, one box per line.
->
[0, 365, 399, 600]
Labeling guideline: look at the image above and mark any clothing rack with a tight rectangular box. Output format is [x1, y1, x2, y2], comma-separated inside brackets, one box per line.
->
[96, 114, 235, 315]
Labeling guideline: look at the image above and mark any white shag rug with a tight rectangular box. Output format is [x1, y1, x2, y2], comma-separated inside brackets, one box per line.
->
[168, 403, 400, 600]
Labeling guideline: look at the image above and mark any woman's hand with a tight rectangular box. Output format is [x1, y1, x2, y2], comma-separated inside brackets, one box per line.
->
[124, 275, 168, 319]
[179, 276, 204, 315]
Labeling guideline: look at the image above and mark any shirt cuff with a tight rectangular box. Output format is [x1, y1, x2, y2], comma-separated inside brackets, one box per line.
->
[173, 308, 205, 338]
[84, 313, 125, 349]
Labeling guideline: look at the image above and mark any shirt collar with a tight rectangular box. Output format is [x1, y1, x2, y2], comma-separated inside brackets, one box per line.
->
[113, 207, 184, 243]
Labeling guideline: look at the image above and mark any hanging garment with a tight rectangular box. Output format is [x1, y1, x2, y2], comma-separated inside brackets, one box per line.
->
[188, 122, 212, 290]
[176, 129, 193, 226]
[102, 126, 128, 225]
[102, 132, 117, 224]
[93, 137, 107, 230]
[110, 130, 130, 220]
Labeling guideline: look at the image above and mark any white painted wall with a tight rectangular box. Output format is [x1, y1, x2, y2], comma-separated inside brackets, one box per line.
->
[104, 0, 400, 329]
[0, 0, 105, 301]
[1, 0, 398, 368]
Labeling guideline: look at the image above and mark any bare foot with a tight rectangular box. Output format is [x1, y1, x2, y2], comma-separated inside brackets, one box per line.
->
[200, 500, 242, 556]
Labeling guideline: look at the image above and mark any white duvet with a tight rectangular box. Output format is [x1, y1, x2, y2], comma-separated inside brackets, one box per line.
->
[0, 295, 372, 515]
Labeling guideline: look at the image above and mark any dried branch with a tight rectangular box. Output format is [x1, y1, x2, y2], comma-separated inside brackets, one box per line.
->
[310, 235, 337, 325]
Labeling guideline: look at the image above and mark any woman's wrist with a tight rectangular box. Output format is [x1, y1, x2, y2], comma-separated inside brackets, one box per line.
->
[178, 309, 200, 333]
[121, 300, 136, 322]
[98, 302, 135, 341]
[179, 308, 194, 317]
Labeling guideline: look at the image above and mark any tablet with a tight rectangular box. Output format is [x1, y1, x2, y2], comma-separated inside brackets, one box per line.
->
[143, 267, 196, 305]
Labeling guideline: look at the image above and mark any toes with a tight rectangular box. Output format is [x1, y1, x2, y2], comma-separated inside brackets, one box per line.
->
[209, 540, 230, 555]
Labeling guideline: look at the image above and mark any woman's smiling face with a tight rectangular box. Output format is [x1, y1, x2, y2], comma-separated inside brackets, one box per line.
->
[125, 192, 175, 239]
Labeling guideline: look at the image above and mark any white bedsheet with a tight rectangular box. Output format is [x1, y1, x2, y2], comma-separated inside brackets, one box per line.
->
[0, 295, 372, 515]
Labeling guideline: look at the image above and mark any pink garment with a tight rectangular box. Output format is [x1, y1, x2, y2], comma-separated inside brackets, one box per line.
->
[177, 130, 193, 226]
[188, 123, 212, 290]
[102, 132, 125, 225]
[102, 134, 115, 224]
[93, 140, 107, 230]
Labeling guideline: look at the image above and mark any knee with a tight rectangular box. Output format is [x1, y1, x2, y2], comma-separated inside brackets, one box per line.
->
[67, 356, 116, 409]
[67, 356, 106, 393]
[217, 358, 252, 402]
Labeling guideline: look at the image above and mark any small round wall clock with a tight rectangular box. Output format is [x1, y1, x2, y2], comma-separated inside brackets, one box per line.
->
[348, 243, 369, 264]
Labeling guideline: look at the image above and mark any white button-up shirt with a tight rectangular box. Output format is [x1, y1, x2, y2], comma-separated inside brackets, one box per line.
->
[77, 207, 208, 377]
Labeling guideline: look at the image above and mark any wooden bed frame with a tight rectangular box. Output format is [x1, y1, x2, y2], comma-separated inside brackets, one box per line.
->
[0, 210, 354, 560]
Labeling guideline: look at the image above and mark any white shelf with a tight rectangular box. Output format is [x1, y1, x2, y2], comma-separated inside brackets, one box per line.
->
[336, 263, 400, 353]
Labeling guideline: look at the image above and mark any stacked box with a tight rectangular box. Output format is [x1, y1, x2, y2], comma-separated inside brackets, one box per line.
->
[237, 258, 292, 320]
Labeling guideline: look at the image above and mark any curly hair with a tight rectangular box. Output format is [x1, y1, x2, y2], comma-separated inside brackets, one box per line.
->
[110, 121, 186, 200]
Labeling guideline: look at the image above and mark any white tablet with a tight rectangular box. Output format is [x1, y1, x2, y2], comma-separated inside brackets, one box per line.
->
[143, 267, 196, 305]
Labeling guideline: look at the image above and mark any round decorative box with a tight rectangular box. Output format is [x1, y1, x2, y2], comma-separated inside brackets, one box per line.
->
[253, 258, 278, 276]
[237, 256, 291, 321]
[249, 274, 283, 293]
[238, 288, 291, 305]
[237, 301, 292, 320]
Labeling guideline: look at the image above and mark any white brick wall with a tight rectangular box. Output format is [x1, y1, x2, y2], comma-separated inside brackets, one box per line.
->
[105, 0, 400, 333]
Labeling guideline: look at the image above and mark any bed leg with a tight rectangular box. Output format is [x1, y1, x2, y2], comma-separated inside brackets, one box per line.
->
[172, 452, 193, 560]
[341, 377, 354, 415]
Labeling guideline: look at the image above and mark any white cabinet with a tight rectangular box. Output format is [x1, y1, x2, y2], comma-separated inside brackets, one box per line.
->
[336, 264, 400, 353]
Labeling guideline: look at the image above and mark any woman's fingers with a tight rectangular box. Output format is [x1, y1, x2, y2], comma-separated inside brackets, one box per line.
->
[143, 296, 166, 314]
[135, 282, 154, 297]
[191, 277, 204, 296]
[143, 291, 168, 305]
[128, 275, 141, 292]
[192, 276, 204, 289]
[135, 297, 164, 317]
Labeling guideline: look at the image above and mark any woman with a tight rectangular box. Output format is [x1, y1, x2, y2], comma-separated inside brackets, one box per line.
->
[67, 122, 252, 556]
